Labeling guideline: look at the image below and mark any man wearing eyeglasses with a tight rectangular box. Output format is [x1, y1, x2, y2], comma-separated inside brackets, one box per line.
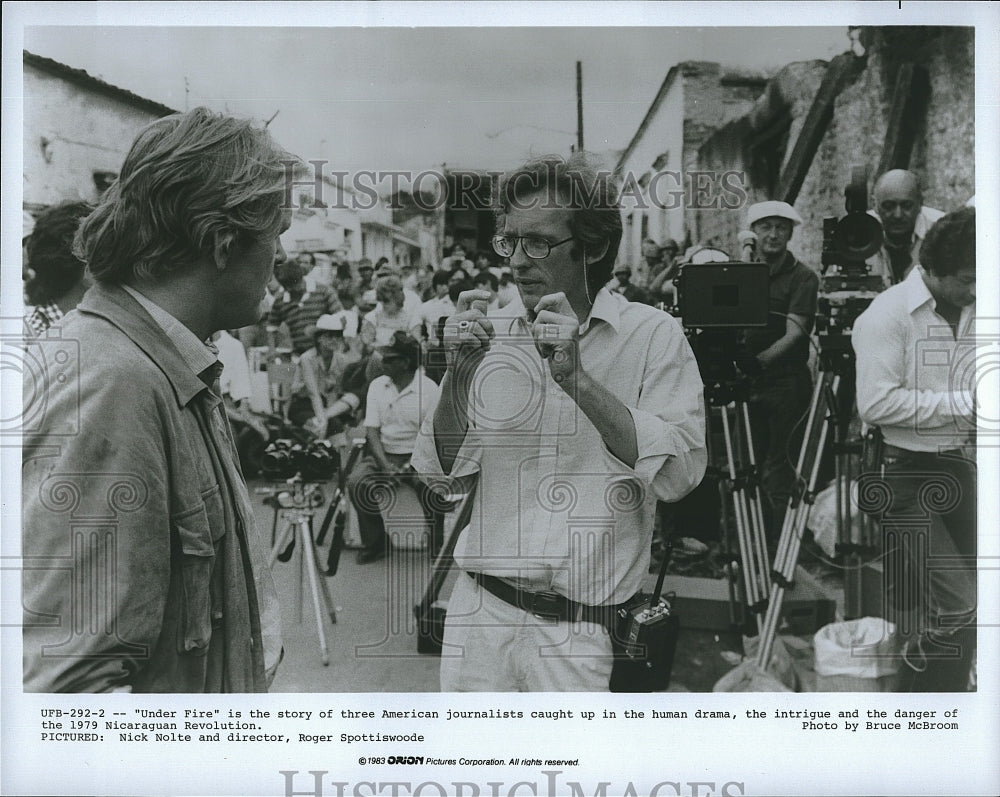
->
[411, 153, 706, 691]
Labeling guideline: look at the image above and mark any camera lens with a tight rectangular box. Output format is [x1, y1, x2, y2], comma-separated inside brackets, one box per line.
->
[261, 439, 295, 477]
[300, 440, 339, 480]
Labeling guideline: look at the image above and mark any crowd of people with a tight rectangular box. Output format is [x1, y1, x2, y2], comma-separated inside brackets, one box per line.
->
[19, 102, 977, 695]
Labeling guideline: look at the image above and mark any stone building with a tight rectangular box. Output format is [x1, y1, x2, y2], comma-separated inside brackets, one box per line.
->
[614, 61, 769, 279]
[693, 26, 975, 267]
[22, 50, 176, 213]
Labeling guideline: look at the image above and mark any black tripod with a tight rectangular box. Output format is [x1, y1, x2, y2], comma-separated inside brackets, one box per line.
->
[757, 336, 876, 667]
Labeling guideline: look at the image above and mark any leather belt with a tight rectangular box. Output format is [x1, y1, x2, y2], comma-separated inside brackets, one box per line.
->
[468, 571, 617, 625]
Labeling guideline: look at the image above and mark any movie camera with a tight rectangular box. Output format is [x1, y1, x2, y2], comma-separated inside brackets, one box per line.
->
[672, 251, 770, 396]
[816, 167, 885, 364]
[261, 438, 340, 481]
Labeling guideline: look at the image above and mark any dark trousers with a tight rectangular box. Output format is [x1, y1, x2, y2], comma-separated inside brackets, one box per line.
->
[747, 368, 812, 540]
[862, 446, 977, 690]
[347, 451, 440, 554]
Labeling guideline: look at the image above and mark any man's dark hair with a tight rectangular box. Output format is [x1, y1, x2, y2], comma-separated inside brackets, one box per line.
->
[495, 152, 623, 294]
[449, 279, 471, 304]
[24, 201, 93, 305]
[383, 330, 421, 371]
[431, 269, 451, 288]
[275, 260, 305, 288]
[337, 286, 356, 308]
[473, 270, 499, 292]
[920, 206, 975, 276]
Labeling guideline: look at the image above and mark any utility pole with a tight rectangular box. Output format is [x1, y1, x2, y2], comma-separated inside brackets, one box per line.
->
[576, 61, 584, 152]
[184, 76, 189, 111]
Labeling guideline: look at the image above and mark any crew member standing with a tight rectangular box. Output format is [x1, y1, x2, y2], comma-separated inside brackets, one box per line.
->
[413, 154, 706, 691]
[868, 169, 944, 287]
[739, 201, 819, 540]
[853, 206, 977, 691]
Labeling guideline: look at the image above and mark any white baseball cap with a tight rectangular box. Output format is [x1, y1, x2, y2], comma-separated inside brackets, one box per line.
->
[747, 201, 803, 228]
[314, 314, 345, 333]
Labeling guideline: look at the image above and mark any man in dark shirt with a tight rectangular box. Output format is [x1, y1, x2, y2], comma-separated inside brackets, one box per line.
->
[610, 264, 650, 304]
[740, 201, 819, 539]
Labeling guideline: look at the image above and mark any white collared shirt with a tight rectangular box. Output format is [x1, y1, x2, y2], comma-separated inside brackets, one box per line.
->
[412, 288, 706, 605]
[214, 330, 253, 403]
[415, 296, 456, 337]
[853, 266, 976, 452]
[122, 284, 217, 376]
[365, 369, 442, 455]
[867, 205, 945, 287]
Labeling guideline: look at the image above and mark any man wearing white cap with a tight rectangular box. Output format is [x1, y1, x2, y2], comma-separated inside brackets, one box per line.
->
[290, 313, 363, 434]
[741, 200, 819, 539]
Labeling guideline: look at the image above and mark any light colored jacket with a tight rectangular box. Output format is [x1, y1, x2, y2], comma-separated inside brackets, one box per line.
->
[22, 284, 279, 692]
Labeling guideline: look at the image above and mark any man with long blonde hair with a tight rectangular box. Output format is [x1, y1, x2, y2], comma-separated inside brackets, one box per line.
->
[22, 107, 294, 693]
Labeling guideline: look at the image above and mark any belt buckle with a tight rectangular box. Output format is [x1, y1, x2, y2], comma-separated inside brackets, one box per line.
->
[529, 590, 564, 620]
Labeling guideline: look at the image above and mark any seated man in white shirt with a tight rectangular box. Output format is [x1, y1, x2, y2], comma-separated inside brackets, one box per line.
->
[853, 206, 977, 692]
[348, 332, 442, 564]
[412, 153, 706, 691]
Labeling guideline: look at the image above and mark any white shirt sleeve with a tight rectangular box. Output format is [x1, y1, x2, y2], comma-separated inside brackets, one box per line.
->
[613, 315, 707, 503]
[852, 303, 972, 431]
[363, 378, 384, 428]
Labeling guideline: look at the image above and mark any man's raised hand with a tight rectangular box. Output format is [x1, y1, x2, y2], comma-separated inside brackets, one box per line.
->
[443, 289, 495, 372]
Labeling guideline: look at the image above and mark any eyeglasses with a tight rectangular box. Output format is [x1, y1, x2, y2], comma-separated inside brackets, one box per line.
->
[491, 234, 574, 260]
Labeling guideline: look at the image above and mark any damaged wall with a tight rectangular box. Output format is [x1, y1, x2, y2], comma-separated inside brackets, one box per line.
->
[695, 26, 975, 268]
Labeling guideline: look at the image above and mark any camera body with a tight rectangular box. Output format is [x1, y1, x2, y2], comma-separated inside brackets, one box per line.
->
[816, 167, 886, 351]
[261, 438, 339, 480]
[674, 260, 769, 330]
[673, 260, 769, 396]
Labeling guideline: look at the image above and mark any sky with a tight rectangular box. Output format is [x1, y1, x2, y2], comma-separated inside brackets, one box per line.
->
[22, 23, 850, 175]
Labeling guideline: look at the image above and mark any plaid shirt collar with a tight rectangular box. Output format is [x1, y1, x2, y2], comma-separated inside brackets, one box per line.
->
[24, 301, 63, 337]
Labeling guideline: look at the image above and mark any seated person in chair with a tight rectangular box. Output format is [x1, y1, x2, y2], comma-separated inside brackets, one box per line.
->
[288, 314, 363, 436]
[348, 332, 441, 564]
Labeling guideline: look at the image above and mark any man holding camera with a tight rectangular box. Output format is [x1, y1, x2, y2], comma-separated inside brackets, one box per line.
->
[412, 153, 706, 691]
[739, 201, 820, 540]
[22, 108, 287, 692]
[853, 206, 977, 691]
[349, 332, 442, 564]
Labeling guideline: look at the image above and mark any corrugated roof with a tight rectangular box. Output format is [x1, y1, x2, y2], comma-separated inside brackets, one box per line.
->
[23, 50, 178, 117]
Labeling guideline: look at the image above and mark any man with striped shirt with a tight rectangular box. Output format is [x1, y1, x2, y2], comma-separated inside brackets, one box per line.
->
[269, 260, 341, 353]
